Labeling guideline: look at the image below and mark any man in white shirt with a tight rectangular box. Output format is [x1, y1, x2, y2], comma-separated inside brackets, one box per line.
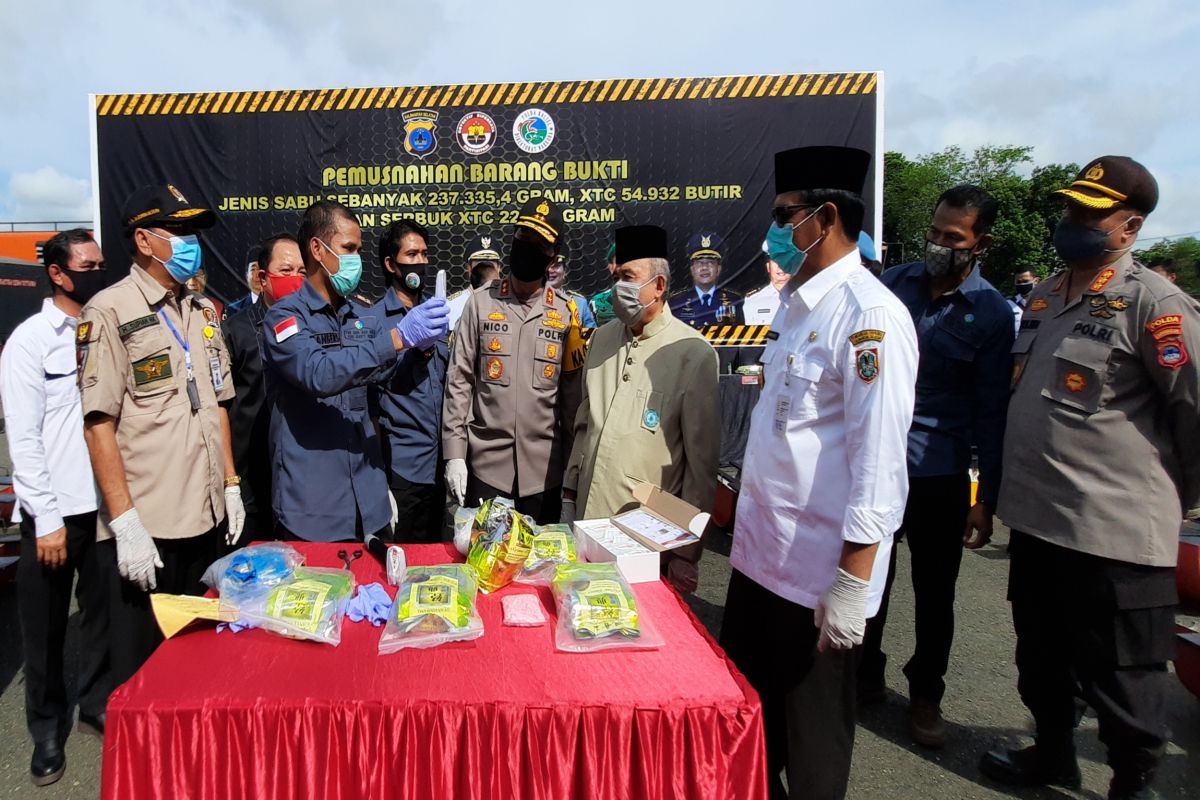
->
[0, 229, 110, 787]
[719, 146, 918, 800]
[743, 247, 791, 325]
[447, 233, 501, 330]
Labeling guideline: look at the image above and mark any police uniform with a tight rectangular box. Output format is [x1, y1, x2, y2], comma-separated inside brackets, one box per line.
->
[984, 158, 1200, 796]
[719, 147, 919, 800]
[668, 232, 745, 327]
[221, 298, 272, 543]
[79, 234, 233, 684]
[261, 280, 397, 542]
[449, 233, 501, 331]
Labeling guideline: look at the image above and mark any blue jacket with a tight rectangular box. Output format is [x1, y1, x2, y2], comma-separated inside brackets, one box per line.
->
[880, 262, 1014, 507]
[361, 288, 448, 485]
[261, 281, 396, 541]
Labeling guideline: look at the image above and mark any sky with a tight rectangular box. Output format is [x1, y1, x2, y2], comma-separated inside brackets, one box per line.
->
[0, 0, 1197, 241]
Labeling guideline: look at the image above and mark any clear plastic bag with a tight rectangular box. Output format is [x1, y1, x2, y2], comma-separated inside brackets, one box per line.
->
[516, 524, 577, 586]
[466, 497, 535, 593]
[551, 563, 664, 653]
[203, 542, 304, 599]
[379, 564, 484, 652]
[453, 506, 478, 556]
[234, 567, 356, 646]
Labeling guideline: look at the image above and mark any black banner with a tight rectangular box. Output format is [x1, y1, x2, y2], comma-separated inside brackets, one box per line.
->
[92, 73, 880, 304]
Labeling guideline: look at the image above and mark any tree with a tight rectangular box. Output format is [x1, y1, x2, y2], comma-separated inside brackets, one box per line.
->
[1134, 237, 1200, 297]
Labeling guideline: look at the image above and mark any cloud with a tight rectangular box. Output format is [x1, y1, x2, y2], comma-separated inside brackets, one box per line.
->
[6, 167, 93, 222]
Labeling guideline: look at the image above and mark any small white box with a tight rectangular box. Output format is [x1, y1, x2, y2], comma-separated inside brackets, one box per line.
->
[571, 518, 661, 584]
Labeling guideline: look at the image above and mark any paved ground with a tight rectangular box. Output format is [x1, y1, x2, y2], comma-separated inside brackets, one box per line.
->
[0, 514, 1197, 798]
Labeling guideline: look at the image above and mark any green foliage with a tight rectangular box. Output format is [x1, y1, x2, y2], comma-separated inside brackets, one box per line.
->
[1134, 237, 1200, 297]
[883, 145, 1078, 292]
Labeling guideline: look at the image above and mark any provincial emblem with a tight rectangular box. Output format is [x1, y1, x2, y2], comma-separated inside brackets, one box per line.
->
[402, 109, 439, 159]
[855, 347, 880, 384]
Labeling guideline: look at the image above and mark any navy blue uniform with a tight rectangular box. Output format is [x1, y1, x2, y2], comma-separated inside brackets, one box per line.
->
[261, 281, 396, 542]
[667, 287, 745, 328]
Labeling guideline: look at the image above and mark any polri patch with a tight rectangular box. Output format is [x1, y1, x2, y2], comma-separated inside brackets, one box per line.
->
[132, 353, 173, 386]
[848, 329, 885, 346]
[855, 347, 880, 383]
[117, 314, 159, 339]
[1157, 339, 1189, 369]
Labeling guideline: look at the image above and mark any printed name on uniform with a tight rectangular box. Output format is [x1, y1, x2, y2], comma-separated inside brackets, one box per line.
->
[274, 316, 300, 343]
[117, 314, 159, 339]
[848, 329, 885, 346]
[1071, 320, 1117, 344]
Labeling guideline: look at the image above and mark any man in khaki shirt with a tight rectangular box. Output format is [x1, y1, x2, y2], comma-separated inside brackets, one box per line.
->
[982, 158, 1200, 800]
[78, 184, 242, 686]
[442, 197, 581, 523]
[562, 225, 719, 593]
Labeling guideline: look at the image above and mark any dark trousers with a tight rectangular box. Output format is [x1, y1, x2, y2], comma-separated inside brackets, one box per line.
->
[17, 511, 110, 743]
[860, 472, 969, 703]
[1008, 531, 1174, 786]
[99, 527, 219, 688]
[390, 472, 446, 544]
[465, 473, 562, 526]
[720, 569, 859, 800]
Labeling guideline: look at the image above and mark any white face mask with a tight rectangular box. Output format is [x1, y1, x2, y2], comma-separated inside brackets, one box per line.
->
[613, 276, 659, 327]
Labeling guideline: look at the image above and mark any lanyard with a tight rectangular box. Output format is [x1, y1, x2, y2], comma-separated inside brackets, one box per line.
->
[157, 307, 192, 375]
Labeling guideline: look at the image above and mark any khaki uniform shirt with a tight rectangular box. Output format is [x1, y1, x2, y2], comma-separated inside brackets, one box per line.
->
[564, 308, 720, 519]
[999, 254, 1200, 566]
[442, 280, 581, 497]
[78, 264, 234, 541]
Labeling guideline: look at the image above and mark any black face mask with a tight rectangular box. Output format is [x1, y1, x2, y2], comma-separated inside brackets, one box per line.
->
[1014, 281, 1035, 297]
[62, 268, 107, 305]
[509, 238, 551, 283]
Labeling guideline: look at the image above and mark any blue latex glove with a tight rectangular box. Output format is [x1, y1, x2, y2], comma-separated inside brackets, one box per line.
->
[348, 582, 392, 626]
[395, 297, 450, 350]
[216, 619, 257, 634]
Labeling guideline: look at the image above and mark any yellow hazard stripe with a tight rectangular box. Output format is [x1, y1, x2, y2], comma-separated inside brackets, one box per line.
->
[699, 324, 771, 347]
[93, 73, 877, 115]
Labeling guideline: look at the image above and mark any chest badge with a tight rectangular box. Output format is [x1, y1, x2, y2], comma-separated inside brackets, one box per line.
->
[489, 311, 506, 321]
[1030, 298, 1049, 312]
[486, 356, 504, 380]
[542, 363, 556, 380]
[643, 408, 660, 430]
[487, 337, 503, 352]
[1064, 371, 1088, 393]
[354, 320, 364, 330]
[546, 342, 559, 359]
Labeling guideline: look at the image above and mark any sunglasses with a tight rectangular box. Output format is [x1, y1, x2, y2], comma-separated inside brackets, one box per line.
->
[771, 204, 816, 226]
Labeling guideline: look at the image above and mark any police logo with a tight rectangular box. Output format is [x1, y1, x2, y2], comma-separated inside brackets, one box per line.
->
[455, 111, 497, 156]
[542, 364, 555, 380]
[546, 343, 558, 360]
[547, 309, 563, 322]
[488, 337, 502, 352]
[1157, 339, 1189, 370]
[402, 109, 439, 159]
[1064, 371, 1087, 393]
[855, 347, 879, 384]
[1085, 163, 1105, 181]
[513, 108, 556, 154]
[486, 356, 504, 380]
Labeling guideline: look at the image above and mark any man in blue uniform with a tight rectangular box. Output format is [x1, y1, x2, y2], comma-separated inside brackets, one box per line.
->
[861, 185, 1013, 748]
[261, 201, 449, 542]
[668, 232, 744, 327]
[362, 219, 449, 542]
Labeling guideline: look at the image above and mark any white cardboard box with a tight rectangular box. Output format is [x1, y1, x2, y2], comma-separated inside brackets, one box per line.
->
[610, 482, 709, 552]
[572, 518, 661, 584]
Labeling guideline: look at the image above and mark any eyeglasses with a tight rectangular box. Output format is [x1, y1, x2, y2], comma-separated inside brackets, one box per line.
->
[771, 205, 815, 226]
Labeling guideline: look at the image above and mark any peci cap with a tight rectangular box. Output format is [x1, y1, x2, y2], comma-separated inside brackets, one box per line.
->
[1055, 156, 1158, 215]
[121, 183, 215, 234]
[514, 196, 564, 246]
[615, 225, 669, 264]
[774, 146, 871, 196]
[465, 233, 501, 263]
[687, 231, 723, 261]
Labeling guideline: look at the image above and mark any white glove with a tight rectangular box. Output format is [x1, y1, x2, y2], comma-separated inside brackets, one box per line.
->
[814, 568, 870, 652]
[224, 486, 246, 546]
[388, 490, 399, 528]
[109, 508, 163, 592]
[560, 498, 577, 525]
[445, 458, 468, 506]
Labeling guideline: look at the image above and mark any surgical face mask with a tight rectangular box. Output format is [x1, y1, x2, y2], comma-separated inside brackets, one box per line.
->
[61, 268, 107, 306]
[765, 208, 823, 275]
[1014, 281, 1035, 297]
[145, 230, 203, 283]
[509, 237, 552, 283]
[1052, 215, 1134, 264]
[613, 276, 659, 327]
[924, 241, 975, 279]
[265, 273, 304, 302]
[318, 239, 363, 296]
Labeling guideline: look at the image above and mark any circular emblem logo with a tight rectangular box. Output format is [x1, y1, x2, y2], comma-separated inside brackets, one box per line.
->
[1085, 163, 1105, 181]
[643, 409, 660, 430]
[456, 111, 497, 156]
[513, 108, 556, 154]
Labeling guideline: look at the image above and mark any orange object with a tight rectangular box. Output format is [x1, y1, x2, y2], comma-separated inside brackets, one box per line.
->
[1178, 539, 1200, 604]
[712, 479, 736, 529]
[1175, 625, 1200, 699]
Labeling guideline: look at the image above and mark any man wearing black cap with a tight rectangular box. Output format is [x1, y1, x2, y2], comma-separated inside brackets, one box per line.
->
[982, 156, 1200, 800]
[668, 232, 745, 327]
[78, 184, 243, 686]
[442, 197, 581, 523]
[562, 224, 719, 593]
[448, 233, 501, 330]
[546, 245, 598, 329]
[719, 147, 919, 800]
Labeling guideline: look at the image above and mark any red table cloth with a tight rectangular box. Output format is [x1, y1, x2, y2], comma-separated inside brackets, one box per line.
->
[101, 543, 767, 800]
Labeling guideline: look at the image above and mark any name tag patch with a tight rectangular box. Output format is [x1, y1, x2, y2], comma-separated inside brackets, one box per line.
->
[118, 314, 159, 339]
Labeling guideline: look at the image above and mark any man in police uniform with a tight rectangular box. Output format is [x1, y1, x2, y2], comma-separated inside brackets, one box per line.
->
[863, 185, 1014, 747]
[546, 243, 598, 328]
[448, 233, 501, 330]
[981, 157, 1200, 800]
[720, 147, 918, 800]
[362, 219, 449, 542]
[562, 225, 719, 593]
[262, 201, 449, 543]
[78, 184, 244, 687]
[442, 197, 581, 524]
[668, 232, 744, 327]
[221, 233, 304, 545]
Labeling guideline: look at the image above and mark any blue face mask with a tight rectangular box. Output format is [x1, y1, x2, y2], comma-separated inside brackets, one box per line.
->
[765, 208, 823, 275]
[146, 230, 203, 283]
[318, 239, 363, 296]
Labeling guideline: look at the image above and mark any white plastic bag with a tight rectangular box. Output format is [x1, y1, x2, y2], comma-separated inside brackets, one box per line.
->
[379, 564, 484, 652]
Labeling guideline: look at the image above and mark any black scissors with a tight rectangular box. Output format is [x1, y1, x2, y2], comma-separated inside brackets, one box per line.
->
[336, 548, 363, 571]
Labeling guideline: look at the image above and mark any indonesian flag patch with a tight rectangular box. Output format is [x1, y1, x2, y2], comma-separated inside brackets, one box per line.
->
[274, 316, 300, 343]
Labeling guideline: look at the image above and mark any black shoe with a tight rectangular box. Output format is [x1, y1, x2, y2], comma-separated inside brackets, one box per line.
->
[78, 712, 105, 738]
[1109, 772, 1161, 799]
[857, 677, 887, 706]
[30, 739, 65, 787]
[979, 745, 1081, 789]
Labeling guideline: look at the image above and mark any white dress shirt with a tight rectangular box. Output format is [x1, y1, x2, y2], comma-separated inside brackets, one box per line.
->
[743, 284, 783, 326]
[730, 250, 918, 614]
[0, 298, 98, 536]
